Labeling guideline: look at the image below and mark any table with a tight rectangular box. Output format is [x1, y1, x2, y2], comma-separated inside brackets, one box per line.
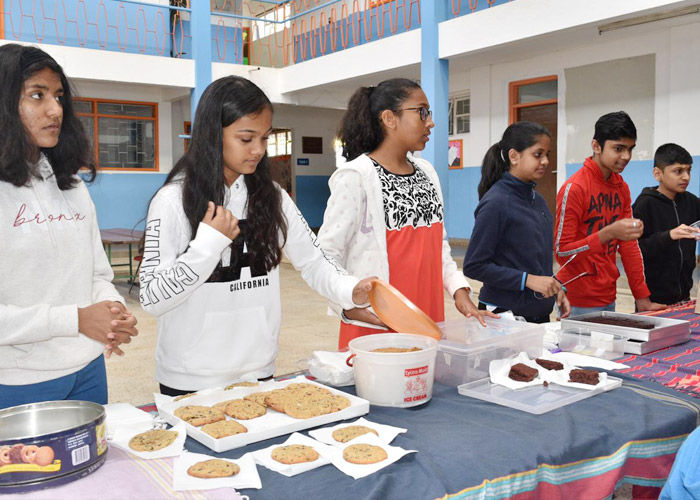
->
[18, 310, 700, 500]
[100, 228, 144, 281]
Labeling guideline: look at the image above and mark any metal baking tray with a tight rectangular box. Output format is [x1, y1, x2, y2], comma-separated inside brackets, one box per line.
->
[561, 311, 689, 342]
[625, 331, 692, 355]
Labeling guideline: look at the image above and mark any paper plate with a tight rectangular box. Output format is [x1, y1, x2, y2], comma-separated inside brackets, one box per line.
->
[369, 279, 442, 340]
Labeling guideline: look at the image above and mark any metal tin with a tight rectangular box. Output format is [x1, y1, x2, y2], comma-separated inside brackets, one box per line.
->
[561, 311, 689, 342]
[0, 401, 108, 493]
[561, 311, 691, 354]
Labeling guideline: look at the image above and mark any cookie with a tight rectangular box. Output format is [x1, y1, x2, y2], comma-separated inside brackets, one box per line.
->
[187, 458, 240, 478]
[174, 405, 225, 427]
[343, 444, 388, 465]
[173, 392, 196, 401]
[128, 429, 179, 451]
[224, 399, 266, 420]
[213, 399, 238, 411]
[265, 389, 295, 413]
[332, 425, 379, 443]
[327, 394, 351, 412]
[244, 391, 272, 408]
[271, 444, 319, 465]
[284, 398, 333, 419]
[200, 420, 248, 439]
[225, 381, 259, 390]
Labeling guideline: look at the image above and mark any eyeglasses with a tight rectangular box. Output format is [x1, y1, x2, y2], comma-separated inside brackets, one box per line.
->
[534, 256, 598, 299]
[402, 107, 432, 122]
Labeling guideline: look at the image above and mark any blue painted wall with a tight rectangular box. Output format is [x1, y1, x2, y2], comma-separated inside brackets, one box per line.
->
[87, 173, 167, 230]
[446, 166, 481, 240]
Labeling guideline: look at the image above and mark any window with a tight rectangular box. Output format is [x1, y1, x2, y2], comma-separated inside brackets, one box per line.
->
[75, 99, 158, 171]
[267, 129, 292, 157]
[253, 4, 291, 41]
[509, 76, 558, 124]
[448, 94, 470, 135]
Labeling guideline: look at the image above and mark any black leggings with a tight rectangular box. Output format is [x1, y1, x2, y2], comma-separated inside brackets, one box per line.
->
[477, 302, 550, 324]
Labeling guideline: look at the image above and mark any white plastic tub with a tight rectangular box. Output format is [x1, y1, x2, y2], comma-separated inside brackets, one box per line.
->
[347, 333, 438, 408]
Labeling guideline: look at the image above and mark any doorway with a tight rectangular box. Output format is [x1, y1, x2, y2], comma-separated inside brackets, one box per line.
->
[509, 76, 558, 218]
[267, 128, 293, 196]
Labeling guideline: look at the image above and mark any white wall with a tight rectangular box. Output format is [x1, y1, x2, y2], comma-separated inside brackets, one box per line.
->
[565, 55, 656, 162]
[446, 20, 700, 188]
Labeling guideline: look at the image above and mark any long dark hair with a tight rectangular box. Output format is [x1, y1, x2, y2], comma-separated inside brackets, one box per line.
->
[337, 78, 421, 162]
[0, 44, 95, 190]
[162, 76, 287, 272]
[477, 121, 551, 199]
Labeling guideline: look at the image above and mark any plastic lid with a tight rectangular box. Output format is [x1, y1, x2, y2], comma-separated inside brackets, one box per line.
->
[369, 279, 442, 340]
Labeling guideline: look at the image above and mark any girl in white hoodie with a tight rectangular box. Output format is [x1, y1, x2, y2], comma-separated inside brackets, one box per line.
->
[318, 78, 495, 349]
[0, 44, 138, 409]
[140, 76, 373, 396]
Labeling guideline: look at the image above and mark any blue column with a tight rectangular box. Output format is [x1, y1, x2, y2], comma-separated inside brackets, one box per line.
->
[420, 1, 449, 216]
[190, 1, 212, 121]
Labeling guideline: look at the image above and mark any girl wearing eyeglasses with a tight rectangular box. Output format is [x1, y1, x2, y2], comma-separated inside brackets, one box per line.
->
[463, 121, 570, 323]
[318, 78, 494, 349]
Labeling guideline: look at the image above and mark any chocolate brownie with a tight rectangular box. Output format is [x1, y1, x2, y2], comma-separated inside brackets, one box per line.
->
[508, 363, 538, 382]
[568, 368, 600, 385]
[579, 316, 654, 329]
[535, 358, 564, 371]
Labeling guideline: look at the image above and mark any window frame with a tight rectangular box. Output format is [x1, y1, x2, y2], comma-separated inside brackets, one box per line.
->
[75, 97, 159, 172]
[449, 93, 470, 136]
[508, 75, 558, 124]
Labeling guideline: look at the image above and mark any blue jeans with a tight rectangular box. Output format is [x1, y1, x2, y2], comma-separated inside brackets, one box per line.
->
[0, 355, 107, 410]
[569, 302, 616, 318]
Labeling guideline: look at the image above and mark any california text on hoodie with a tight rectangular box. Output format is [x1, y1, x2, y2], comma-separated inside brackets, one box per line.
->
[140, 176, 359, 391]
[0, 155, 123, 385]
[633, 187, 700, 305]
[463, 172, 555, 318]
[555, 157, 650, 307]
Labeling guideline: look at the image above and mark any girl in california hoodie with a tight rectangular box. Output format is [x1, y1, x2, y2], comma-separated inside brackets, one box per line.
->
[140, 77, 372, 395]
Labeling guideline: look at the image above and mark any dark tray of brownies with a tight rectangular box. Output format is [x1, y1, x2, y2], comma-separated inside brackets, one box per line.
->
[561, 311, 689, 343]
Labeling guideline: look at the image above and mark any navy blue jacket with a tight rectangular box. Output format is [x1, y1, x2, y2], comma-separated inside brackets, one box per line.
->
[463, 172, 554, 318]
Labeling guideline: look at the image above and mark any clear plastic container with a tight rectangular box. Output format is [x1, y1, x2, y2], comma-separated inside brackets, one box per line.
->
[435, 317, 545, 387]
[557, 328, 626, 360]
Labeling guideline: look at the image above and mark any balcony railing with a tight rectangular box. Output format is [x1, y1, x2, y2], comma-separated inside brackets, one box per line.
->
[0, 0, 513, 66]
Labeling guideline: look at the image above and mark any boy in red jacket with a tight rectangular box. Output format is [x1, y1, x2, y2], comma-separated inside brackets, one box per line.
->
[554, 111, 664, 316]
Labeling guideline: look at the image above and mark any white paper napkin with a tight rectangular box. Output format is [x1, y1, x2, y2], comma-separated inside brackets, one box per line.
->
[545, 351, 629, 370]
[324, 432, 416, 480]
[490, 352, 609, 391]
[103, 403, 154, 440]
[250, 432, 332, 477]
[110, 421, 187, 459]
[307, 351, 355, 386]
[308, 417, 406, 447]
[173, 451, 261, 491]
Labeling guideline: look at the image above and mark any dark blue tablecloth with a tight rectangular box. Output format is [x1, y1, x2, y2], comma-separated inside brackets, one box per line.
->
[184, 374, 700, 500]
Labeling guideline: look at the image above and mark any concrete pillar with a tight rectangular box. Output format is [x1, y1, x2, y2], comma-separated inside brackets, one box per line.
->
[190, 1, 212, 122]
[420, 1, 449, 214]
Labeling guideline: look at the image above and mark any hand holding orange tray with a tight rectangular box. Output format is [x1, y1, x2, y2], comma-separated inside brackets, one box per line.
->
[368, 279, 442, 340]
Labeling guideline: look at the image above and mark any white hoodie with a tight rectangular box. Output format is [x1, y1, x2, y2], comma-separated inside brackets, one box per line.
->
[0, 155, 123, 385]
[140, 175, 358, 391]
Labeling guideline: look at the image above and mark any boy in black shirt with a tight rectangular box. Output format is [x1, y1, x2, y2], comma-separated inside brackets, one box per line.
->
[633, 143, 700, 305]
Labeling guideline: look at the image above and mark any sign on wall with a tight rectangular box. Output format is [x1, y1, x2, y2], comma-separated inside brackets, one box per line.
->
[448, 139, 463, 169]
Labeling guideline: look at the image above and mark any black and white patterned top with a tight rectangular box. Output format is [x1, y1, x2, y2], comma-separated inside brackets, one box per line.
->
[371, 158, 443, 231]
